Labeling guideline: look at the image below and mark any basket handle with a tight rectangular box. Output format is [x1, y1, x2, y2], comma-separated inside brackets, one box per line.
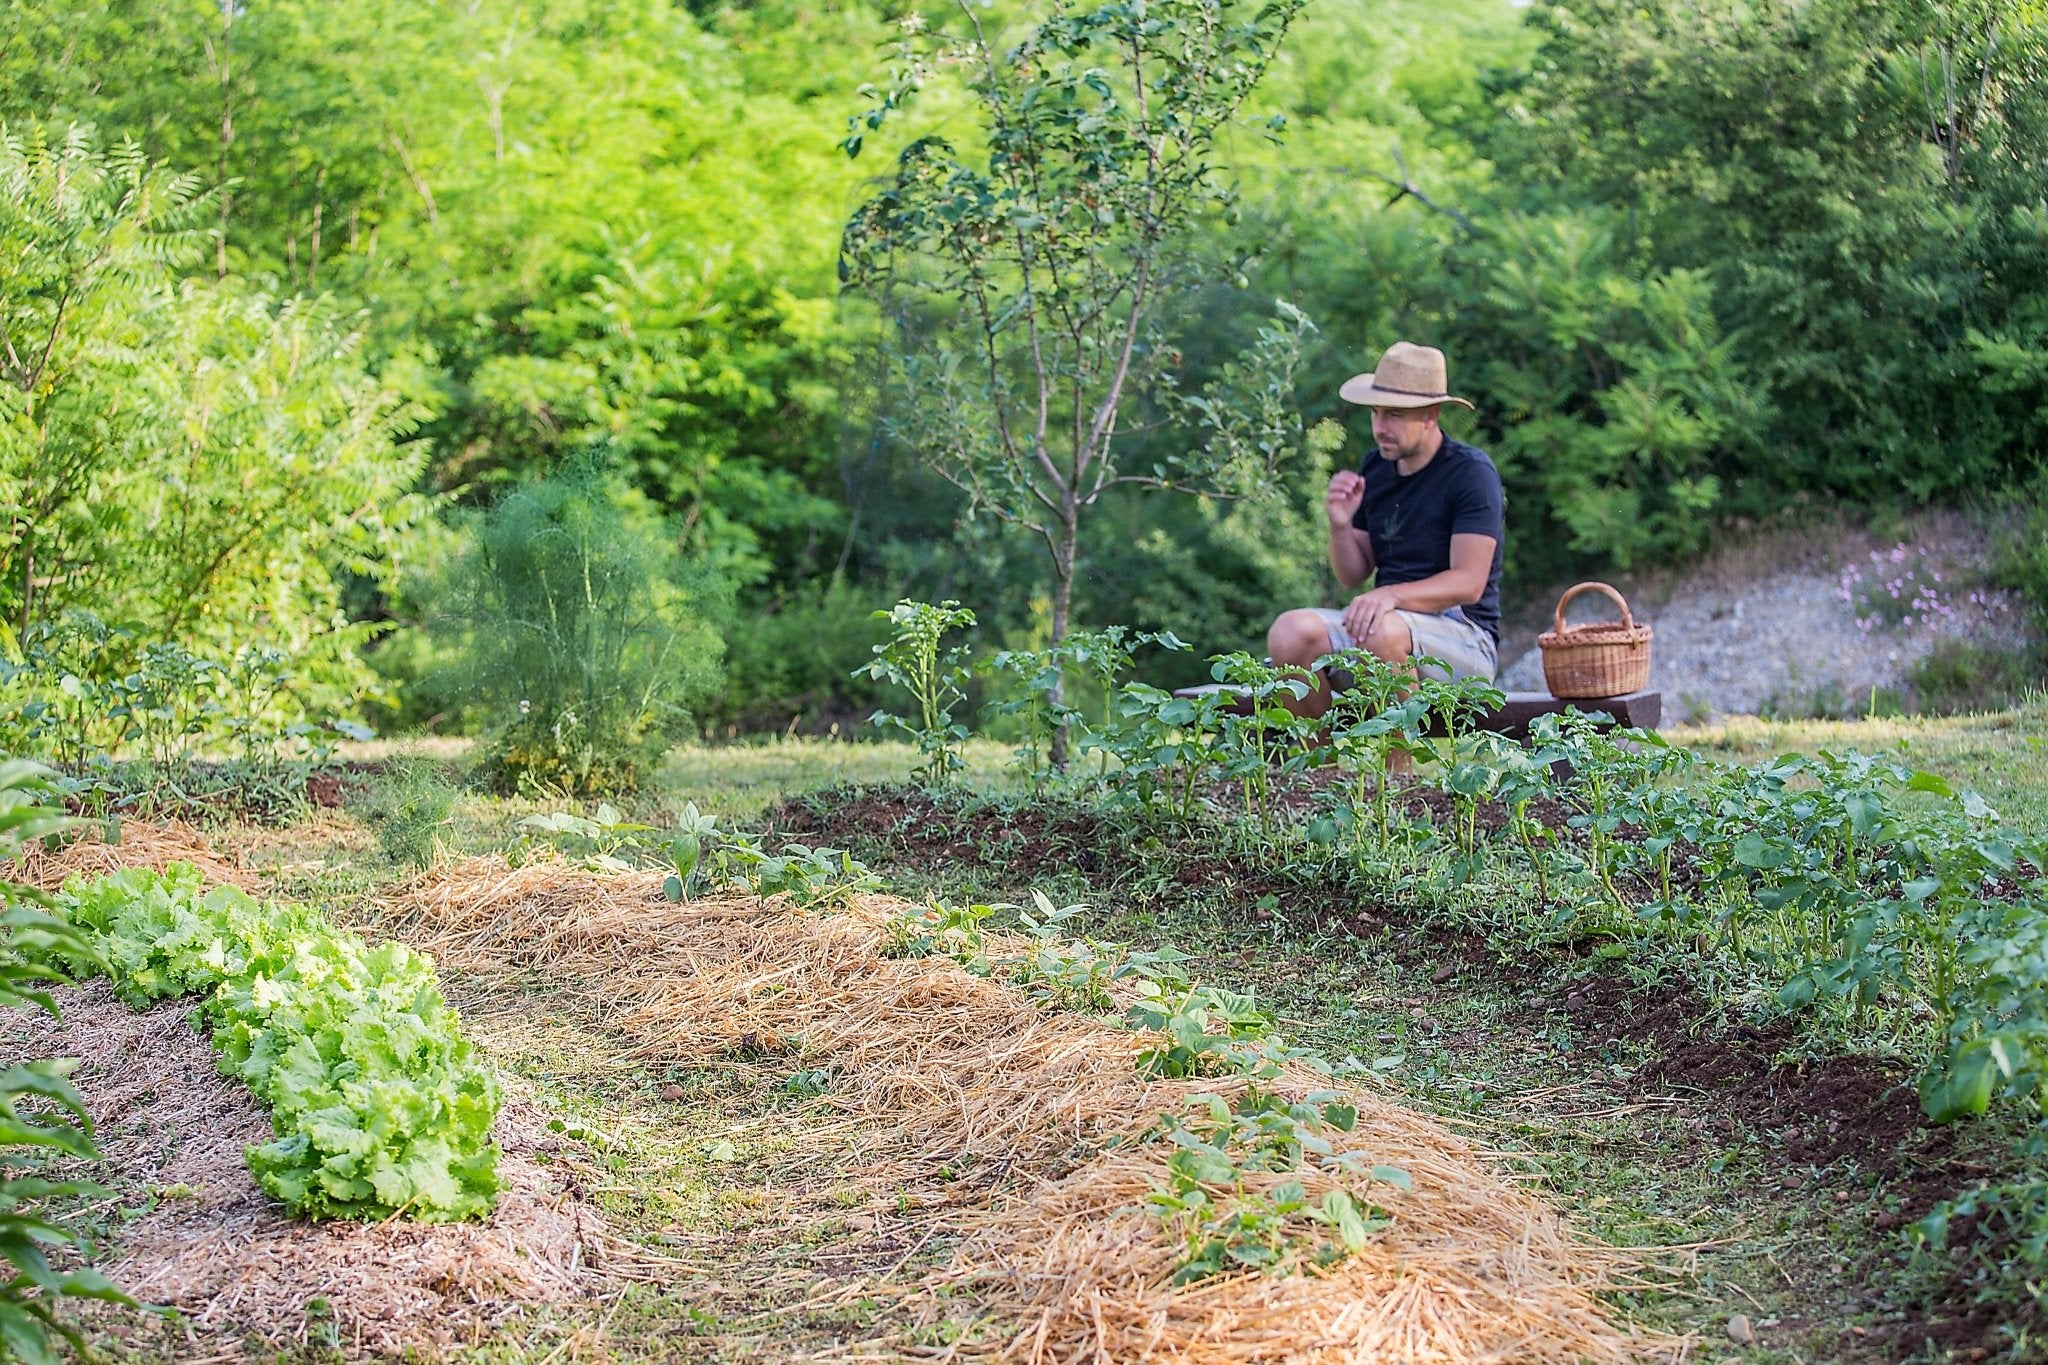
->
[1553, 581, 1636, 635]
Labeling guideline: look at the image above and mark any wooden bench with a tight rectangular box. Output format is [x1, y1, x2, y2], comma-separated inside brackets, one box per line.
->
[1168, 685, 1662, 740]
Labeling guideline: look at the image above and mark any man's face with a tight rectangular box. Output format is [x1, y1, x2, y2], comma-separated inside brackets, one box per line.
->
[1370, 404, 1441, 461]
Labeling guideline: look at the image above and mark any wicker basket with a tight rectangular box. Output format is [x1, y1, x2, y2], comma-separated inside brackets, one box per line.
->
[1538, 582, 1653, 699]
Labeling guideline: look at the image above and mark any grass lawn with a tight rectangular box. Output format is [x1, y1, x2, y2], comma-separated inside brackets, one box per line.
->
[1681, 698, 2048, 835]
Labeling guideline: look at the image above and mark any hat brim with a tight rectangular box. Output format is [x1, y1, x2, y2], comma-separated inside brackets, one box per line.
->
[1339, 373, 1475, 410]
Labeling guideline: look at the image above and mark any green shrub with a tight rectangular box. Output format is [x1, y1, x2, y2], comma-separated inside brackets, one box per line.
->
[0, 128, 428, 717]
[712, 580, 891, 733]
[856, 600, 977, 785]
[1907, 640, 2043, 716]
[0, 611, 369, 769]
[441, 461, 729, 796]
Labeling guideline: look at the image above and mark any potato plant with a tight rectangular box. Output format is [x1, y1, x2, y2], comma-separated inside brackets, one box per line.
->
[0, 762, 135, 1365]
[857, 600, 977, 786]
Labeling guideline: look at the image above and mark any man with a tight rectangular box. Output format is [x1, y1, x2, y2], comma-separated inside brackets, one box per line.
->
[1267, 341, 1504, 718]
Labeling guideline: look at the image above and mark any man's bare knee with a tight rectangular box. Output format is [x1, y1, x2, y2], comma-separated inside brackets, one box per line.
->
[1267, 610, 1331, 666]
[1364, 615, 1413, 665]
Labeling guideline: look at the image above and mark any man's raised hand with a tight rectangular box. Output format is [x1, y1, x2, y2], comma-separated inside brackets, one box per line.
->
[1326, 469, 1365, 531]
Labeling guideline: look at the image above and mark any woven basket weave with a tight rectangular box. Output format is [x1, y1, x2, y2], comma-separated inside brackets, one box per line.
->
[1538, 582, 1653, 699]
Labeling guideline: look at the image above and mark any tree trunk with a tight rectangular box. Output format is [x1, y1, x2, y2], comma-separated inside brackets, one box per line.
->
[1047, 512, 1078, 767]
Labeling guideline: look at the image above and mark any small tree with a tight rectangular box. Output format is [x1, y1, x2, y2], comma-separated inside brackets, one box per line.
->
[839, 0, 1317, 756]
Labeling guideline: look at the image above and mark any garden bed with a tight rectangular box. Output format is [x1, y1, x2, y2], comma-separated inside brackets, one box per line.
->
[375, 855, 1682, 1362]
[772, 782, 2035, 1360]
[4, 980, 612, 1358]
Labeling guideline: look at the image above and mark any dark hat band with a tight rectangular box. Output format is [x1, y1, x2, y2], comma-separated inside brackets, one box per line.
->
[1369, 382, 1450, 399]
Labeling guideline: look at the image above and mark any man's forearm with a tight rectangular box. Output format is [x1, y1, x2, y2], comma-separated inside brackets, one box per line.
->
[1329, 527, 1372, 589]
[1383, 568, 1485, 613]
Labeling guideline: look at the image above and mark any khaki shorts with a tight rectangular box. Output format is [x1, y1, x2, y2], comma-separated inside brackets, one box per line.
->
[1309, 605, 1498, 682]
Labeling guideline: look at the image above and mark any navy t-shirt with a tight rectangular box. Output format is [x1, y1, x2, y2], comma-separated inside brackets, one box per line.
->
[1350, 436, 1506, 641]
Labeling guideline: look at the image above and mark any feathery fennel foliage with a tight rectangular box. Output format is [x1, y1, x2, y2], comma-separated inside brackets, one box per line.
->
[443, 460, 729, 796]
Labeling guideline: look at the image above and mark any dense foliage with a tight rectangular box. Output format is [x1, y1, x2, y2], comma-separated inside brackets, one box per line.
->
[0, 129, 427, 713]
[2, 0, 2041, 720]
[45, 864, 501, 1222]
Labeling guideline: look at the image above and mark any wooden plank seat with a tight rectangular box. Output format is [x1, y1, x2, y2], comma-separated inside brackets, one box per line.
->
[1167, 684, 1663, 741]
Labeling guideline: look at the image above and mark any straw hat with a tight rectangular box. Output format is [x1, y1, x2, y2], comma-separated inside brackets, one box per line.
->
[1338, 341, 1474, 410]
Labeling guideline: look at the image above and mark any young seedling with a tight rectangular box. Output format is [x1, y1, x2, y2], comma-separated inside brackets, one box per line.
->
[857, 600, 977, 786]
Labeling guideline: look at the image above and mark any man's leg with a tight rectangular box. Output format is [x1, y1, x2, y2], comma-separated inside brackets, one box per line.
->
[1266, 608, 1343, 719]
[1360, 611, 1414, 671]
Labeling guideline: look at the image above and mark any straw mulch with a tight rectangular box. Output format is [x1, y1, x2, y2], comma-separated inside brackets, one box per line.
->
[384, 858, 1687, 1364]
[13, 818, 258, 894]
[11, 980, 613, 1359]
[387, 861, 1164, 1179]
[919, 1132, 1665, 1364]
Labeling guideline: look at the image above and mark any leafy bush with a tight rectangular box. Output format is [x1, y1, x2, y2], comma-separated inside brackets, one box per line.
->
[441, 461, 729, 796]
[0, 611, 371, 774]
[1148, 1088, 1409, 1282]
[0, 127, 428, 715]
[1906, 640, 2042, 716]
[728, 842, 881, 909]
[987, 627, 1190, 787]
[0, 761, 133, 1362]
[48, 865, 501, 1221]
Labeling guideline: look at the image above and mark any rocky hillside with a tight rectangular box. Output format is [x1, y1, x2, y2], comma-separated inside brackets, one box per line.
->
[1495, 512, 2035, 722]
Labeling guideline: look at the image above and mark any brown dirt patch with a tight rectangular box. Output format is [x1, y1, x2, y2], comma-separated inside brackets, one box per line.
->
[1542, 974, 1958, 1187]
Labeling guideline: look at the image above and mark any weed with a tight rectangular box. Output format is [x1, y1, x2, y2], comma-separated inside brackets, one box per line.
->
[729, 842, 881, 908]
[885, 897, 1001, 973]
[349, 758, 459, 870]
[1147, 1088, 1409, 1281]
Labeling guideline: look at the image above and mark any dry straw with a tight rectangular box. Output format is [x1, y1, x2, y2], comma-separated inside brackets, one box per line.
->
[14, 818, 258, 894]
[387, 858, 1687, 1363]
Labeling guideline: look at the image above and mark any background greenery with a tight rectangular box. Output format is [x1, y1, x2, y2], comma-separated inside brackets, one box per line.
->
[4, 0, 2043, 731]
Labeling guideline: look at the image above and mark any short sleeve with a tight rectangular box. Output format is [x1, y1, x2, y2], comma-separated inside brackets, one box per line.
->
[1448, 454, 1504, 541]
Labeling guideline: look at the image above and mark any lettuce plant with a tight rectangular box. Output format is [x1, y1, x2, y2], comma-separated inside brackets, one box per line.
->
[54, 866, 500, 1221]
